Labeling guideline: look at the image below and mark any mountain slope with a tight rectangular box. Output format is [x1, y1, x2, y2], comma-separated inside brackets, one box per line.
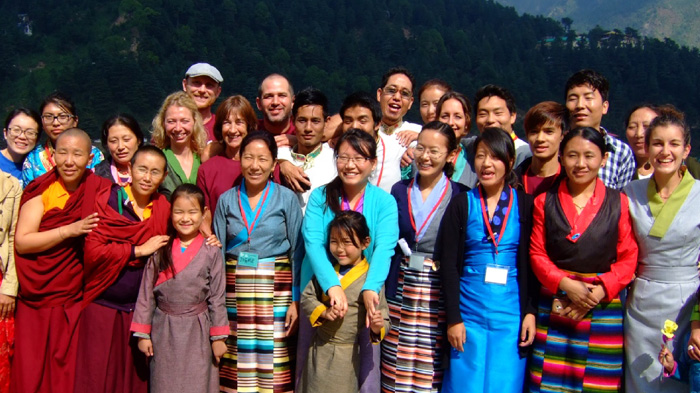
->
[495, 0, 700, 48]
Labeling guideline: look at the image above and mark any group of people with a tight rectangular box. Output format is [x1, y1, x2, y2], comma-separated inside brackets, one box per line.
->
[0, 62, 699, 393]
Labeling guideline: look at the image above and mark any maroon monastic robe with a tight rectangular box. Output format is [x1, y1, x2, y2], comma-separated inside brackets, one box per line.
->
[10, 169, 111, 393]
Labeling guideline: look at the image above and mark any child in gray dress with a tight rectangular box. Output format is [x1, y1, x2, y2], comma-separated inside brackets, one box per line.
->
[131, 184, 228, 393]
[299, 211, 391, 393]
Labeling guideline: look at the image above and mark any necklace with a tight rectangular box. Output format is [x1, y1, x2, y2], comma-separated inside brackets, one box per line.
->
[573, 202, 586, 210]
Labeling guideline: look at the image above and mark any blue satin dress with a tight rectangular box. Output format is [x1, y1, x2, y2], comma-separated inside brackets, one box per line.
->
[442, 188, 525, 393]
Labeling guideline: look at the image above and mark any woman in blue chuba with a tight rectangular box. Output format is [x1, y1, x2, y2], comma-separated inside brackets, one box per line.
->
[437, 127, 538, 393]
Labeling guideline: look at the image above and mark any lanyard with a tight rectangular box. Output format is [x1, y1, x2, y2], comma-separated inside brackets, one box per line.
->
[478, 186, 513, 254]
[342, 190, 365, 212]
[523, 163, 560, 194]
[450, 145, 462, 166]
[407, 177, 449, 243]
[237, 181, 271, 242]
[43, 141, 56, 168]
[375, 137, 386, 186]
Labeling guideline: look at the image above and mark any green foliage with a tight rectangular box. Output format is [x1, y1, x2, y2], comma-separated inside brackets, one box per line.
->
[1, 0, 700, 156]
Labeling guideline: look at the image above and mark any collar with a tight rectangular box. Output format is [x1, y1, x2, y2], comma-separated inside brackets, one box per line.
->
[290, 144, 323, 170]
[379, 120, 404, 136]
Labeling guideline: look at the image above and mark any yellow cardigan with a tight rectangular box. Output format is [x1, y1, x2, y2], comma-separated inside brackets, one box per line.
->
[0, 172, 20, 296]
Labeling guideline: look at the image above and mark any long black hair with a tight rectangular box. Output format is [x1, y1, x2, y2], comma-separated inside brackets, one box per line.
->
[154, 184, 206, 281]
[325, 129, 377, 214]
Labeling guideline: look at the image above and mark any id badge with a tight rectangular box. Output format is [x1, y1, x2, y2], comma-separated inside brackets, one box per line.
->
[409, 252, 428, 270]
[238, 251, 259, 268]
[484, 264, 509, 285]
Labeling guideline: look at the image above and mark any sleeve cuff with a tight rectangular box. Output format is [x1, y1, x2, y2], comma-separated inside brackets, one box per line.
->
[292, 285, 300, 302]
[309, 304, 327, 327]
[692, 303, 700, 322]
[130, 322, 152, 334]
[210, 325, 230, 337]
[663, 361, 678, 378]
[370, 327, 386, 343]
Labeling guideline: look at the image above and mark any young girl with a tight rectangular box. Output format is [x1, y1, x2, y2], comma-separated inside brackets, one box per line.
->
[300, 211, 391, 393]
[130, 184, 228, 393]
[659, 314, 700, 392]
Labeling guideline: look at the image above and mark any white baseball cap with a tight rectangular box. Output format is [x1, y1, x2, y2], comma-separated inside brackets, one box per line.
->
[185, 63, 223, 83]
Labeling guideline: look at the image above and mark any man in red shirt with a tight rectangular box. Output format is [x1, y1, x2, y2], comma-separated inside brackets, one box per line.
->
[182, 63, 223, 142]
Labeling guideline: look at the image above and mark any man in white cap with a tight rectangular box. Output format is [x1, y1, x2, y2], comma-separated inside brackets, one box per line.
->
[182, 62, 223, 142]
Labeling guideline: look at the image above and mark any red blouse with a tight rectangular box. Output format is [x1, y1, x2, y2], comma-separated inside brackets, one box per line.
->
[530, 178, 638, 301]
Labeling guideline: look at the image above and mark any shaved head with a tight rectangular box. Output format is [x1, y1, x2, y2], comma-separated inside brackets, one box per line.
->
[56, 127, 92, 153]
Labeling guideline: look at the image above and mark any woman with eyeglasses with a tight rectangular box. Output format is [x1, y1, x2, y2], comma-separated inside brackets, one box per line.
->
[300, 129, 399, 392]
[1, 109, 41, 187]
[21, 92, 104, 186]
[381, 121, 467, 392]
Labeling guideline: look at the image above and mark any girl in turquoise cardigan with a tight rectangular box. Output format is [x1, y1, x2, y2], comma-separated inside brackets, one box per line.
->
[298, 129, 399, 392]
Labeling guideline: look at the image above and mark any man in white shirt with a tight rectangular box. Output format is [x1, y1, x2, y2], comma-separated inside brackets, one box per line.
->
[372, 67, 421, 192]
[277, 88, 336, 211]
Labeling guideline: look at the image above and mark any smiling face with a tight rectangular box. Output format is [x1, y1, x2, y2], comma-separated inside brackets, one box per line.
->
[221, 109, 249, 153]
[439, 98, 468, 139]
[475, 96, 516, 133]
[377, 73, 414, 126]
[256, 76, 293, 125]
[561, 135, 607, 188]
[647, 124, 690, 177]
[294, 104, 326, 153]
[414, 129, 456, 180]
[526, 120, 563, 161]
[566, 84, 609, 130]
[107, 124, 140, 167]
[336, 141, 376, 189]
[171, 195, 204, 242]
[54, 134, 93, 190]
[4, 112, 39, 156]
[419, 86, 448, 124]
[474, 141, 509, 189]
[241, 139, 276, 189]
[625, 107, 657, 159]
[42, 103, 78, 143]
[329, 226, 368, 266]
[131, 151, 166, 199]
[164, 105, 194, 149]
[182, 75, 221, 110]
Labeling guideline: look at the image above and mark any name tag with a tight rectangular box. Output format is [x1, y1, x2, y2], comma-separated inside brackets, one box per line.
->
[409, 252, 429, 270]
[484, 265, 509, 285]
[238, 252, 259, 268]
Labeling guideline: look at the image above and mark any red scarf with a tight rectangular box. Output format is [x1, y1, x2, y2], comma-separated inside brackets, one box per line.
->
[82, 188, 170, 306]
[15, 168, 112, 308]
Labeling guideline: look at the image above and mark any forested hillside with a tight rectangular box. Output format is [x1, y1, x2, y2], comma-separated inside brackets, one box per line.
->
[1, 0, 700, 153]
[495, 0, 700, 50]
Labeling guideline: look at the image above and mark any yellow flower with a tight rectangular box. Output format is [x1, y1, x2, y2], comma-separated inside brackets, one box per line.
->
[661, 319, 679, 339]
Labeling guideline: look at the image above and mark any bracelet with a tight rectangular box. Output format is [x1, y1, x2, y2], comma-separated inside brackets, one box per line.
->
[58, 226, 65, 240]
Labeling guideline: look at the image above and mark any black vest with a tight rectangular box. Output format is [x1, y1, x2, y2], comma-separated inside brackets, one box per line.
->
[543, 184, 620, 274]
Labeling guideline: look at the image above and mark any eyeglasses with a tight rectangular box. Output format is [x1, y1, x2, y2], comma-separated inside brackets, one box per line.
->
[41, 113, 75, 124]
[6, 126, 39, 139]
[382, 86, 412, 100]
[133, 166, 164, 178]
[414, 145, 447, 160]
[336, 155, 370, 165]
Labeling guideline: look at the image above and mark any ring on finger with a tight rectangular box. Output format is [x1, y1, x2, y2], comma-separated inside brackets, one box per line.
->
[690, 345, 695, 351]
